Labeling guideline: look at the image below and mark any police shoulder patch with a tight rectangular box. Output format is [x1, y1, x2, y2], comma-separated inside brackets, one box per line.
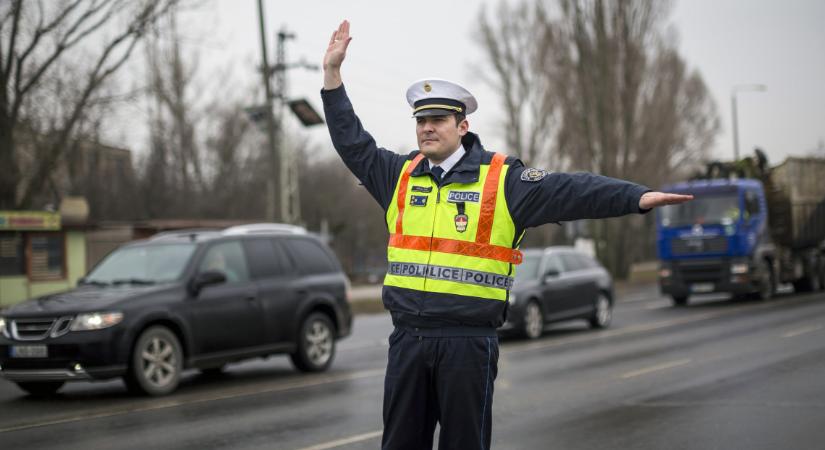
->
[520, 168, 549, 182]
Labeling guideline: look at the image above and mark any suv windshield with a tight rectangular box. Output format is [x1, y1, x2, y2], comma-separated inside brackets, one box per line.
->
[85, 243, 197, 285]
[660, 194, 740, 227]
[515, 254, 541, 283]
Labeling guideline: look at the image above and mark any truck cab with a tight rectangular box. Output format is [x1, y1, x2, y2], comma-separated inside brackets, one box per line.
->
[656, 179, 775, 305]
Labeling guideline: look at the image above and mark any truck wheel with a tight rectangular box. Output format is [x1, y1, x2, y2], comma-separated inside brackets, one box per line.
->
[290, 312, 336, 372]
[671, 295, 689, 307]
[125, 326, 183, 396]
[793, 274, 818, 293]
[755, 261, 775, 300]
[810, 261, 823, 291]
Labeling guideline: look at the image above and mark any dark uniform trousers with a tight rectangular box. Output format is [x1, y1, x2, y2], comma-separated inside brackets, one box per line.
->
[382, 328, 500, 450]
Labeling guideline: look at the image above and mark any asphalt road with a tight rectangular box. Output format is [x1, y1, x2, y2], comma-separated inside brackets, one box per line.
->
[1, 285, 824, 450]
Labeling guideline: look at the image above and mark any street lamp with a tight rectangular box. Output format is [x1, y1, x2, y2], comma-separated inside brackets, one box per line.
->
[731, 84, 766, 161]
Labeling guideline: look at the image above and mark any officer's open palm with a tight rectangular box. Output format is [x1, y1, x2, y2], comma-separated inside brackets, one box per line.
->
[324, 20, 352, 70]
[639, 191, 694, 210]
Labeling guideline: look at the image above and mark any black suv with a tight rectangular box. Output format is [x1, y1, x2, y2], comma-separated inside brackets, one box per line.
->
[0, 224, 352, 396]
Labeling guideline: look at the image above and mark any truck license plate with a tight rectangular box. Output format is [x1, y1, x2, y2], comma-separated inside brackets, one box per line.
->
[10, 345, 48, 358]
[690, 283, 714, 293]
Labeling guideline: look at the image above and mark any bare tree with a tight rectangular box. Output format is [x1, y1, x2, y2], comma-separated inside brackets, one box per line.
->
[0, 0, 178, 209]
[478, 2, 562, 169]
[478, 0, 720, 278]
[141, 9, 205, 217]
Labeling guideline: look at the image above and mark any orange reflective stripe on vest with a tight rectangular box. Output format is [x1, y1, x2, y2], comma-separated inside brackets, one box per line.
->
[394, 153, 426, 235]
[476, 152, 505, 244]
[389, 234, 523, 264]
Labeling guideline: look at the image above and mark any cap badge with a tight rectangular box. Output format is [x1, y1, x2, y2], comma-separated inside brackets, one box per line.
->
[423, 82, 432, 93]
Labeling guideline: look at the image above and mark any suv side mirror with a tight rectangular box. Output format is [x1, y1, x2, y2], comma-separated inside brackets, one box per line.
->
[189, 270, 227, 296]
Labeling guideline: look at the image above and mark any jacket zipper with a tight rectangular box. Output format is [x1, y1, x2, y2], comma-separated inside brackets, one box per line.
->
[422, 182, 443, 295]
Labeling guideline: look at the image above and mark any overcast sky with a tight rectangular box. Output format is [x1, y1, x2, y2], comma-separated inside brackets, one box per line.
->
[122, 0, 825, 174]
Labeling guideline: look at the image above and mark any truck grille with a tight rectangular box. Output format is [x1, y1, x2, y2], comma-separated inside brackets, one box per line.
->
[676, 260, 725, 282]
[671, 236, 728, 256]
[10, 317, 73, 341]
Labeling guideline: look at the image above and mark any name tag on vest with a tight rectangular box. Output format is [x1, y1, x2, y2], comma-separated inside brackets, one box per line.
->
[447, 191, 480, 203]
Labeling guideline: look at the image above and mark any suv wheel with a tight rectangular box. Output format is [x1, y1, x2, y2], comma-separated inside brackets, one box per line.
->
[16, 381, 64, 397]
[522, 300, 544, 340]
[125, 326, 183, 396]
[290, 313, 335, 372]
[588, 293, 612, 329]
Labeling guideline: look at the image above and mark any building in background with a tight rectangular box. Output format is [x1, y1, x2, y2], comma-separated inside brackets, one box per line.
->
[0, 208, 88, 307]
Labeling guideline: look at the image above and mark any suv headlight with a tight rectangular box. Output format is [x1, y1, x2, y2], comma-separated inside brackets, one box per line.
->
[70, 312, 124, 331]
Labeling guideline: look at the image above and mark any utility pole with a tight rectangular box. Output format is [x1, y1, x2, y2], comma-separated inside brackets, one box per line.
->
[256, 0, 280, 222]
[276, 29, 299, 225]
[271, 27, 319, 225]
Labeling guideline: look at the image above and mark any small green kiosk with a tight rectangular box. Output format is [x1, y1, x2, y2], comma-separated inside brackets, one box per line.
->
[0, 210, 87, 307]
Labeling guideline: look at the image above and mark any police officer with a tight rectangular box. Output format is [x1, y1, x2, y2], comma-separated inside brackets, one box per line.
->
[321, 20, 692, 450]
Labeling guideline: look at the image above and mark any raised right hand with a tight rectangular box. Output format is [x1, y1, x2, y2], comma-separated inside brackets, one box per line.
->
[324, 20, 352, 72]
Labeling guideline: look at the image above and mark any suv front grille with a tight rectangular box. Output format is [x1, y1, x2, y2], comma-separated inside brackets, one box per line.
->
[10, 317, 73, 341]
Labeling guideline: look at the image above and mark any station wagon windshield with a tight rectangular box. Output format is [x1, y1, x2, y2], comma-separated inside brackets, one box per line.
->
[660, 194, 740, 227]
[514, 254, 541, 282]
[85, 243, 197, 285]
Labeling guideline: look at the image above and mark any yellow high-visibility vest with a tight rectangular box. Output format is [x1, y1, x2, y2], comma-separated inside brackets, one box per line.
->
[384, 153, 523, 301]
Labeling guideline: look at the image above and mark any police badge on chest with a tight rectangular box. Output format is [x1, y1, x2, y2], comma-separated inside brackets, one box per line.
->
[454, 202, 468, 233]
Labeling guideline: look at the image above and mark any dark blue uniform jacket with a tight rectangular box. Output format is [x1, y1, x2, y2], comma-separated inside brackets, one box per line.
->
[322, 85, 650, 332]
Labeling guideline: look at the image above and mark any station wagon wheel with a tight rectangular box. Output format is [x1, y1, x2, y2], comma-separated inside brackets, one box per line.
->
[522, 300, 544, 340]
[589, 292, 612, 329]
[125, 326, 183, 396]
[290, 312, 335, 372]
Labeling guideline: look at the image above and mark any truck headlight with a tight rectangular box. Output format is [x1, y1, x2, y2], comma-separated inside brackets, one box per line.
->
[730, 263, 749, 274]
[659, 268, 672, 278]
[70, 312, 124, 331]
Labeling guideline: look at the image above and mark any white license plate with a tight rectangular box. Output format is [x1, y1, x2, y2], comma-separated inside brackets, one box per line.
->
[10, 345, 48, 358]
[690, 283, 714, 293]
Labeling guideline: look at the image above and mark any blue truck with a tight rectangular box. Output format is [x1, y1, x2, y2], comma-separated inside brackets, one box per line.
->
[656, 155, 825, 306]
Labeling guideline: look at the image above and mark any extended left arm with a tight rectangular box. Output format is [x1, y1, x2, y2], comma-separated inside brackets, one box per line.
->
[505, 167, 689, 230]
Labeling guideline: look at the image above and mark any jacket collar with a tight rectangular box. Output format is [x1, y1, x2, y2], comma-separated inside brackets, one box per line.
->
[411, 132, 484, 184]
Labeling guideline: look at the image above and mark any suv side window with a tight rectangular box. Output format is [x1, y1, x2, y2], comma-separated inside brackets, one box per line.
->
[282, 238, 339, 275]
[199, 241, 250, 283]
[243, 238, 291, 280]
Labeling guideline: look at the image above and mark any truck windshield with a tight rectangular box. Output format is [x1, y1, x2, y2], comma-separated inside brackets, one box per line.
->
[660, 194, 740, 227]
[84, 243, 197, 285]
